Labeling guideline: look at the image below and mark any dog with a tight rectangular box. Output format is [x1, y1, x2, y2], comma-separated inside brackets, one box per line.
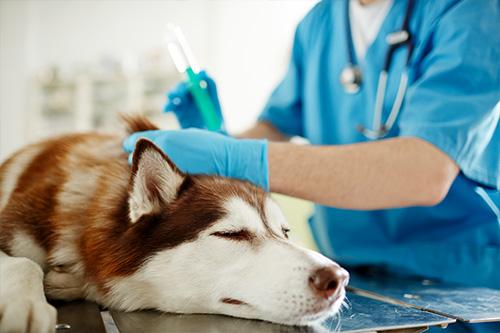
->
[0, 115, 349, 333]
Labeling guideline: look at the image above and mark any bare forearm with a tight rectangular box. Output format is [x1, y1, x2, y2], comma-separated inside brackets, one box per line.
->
[268, 137, 459, 209]
[236, 121, 289, 141]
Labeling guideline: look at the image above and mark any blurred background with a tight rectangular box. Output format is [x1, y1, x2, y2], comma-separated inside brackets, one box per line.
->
[0, 0, 318, 248]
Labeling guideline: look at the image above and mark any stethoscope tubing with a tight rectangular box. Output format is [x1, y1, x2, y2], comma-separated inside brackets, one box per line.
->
[359, 70, 409, 139]
[344, 0, 414, 140]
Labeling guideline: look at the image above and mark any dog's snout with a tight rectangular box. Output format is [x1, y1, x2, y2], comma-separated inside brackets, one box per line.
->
[308, 266, 349, 299]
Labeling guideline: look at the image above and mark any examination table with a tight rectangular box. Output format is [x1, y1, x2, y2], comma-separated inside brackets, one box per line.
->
[53, 268, 500, 333]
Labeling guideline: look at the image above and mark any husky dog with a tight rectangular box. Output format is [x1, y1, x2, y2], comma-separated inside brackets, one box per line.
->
[0, 116, 348, 333]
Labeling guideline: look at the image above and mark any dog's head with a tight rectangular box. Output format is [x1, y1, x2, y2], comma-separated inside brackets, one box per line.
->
[120, 139, 348, 325]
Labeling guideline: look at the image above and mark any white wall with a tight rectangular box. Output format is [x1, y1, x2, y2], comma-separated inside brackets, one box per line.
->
[207, 2, 315, 132]
[0, 1, 38, 161]
[0, 0, 317, 160]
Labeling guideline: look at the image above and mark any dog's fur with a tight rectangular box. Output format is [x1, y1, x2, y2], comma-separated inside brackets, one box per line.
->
[0, 116, 348, 333]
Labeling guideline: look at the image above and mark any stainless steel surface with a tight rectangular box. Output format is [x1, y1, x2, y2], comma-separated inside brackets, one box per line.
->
[49, 268, 500, 333]
[55, 324, 71, 330]
[326, 293, 453, 333]
[101, 311, 121, 333]
[52, 301, 107, 333]
[348, 267, 500, 323]
[110, 292, 454, 333]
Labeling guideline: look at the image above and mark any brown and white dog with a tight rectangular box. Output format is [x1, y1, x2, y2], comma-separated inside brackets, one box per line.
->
[0, 116, 348, 333]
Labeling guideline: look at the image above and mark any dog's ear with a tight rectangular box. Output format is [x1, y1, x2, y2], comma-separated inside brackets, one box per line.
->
[128, 139, 184, 223]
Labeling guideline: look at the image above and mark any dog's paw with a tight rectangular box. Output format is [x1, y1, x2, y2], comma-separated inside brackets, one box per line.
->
[44, 269, 85, 301]
[0, 297, 57, 333]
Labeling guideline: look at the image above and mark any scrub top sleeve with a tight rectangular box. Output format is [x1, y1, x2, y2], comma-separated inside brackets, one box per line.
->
[399, 0, 500, 189]
[258, 24, 305, 138]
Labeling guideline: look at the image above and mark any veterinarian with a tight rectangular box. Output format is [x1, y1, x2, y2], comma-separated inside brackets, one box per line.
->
[124, 0, 499, 331]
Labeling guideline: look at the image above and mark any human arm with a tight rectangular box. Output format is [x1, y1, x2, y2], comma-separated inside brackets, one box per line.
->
[124, 129, 458, 210]
[136, 1, 498, 209]
[236, 121, 289, 141]
[250, 0, 500, 204]
[268, 137, 459, 209]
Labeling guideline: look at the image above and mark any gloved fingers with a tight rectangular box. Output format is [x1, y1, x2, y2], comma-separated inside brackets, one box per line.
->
[123, 130, 165, 153]
[198, 71, 222, 115]
[197, 70, 209, 81]
[198, 70, 217, 90]
[163, 70, 225, 131]
[164, 81, 190, 113]
[169, 80, 190, 98]
[165, 72, 217, 113]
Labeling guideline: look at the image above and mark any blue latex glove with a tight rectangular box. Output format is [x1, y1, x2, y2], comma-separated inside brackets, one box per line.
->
[123, 129, 269, 191]
[165, 70, 225, 131]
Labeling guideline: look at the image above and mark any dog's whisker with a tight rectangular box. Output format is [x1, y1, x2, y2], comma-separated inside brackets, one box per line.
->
[332, 312, 342, 333]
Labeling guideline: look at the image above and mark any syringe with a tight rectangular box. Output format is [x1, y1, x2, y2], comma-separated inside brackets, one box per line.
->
[165, 24, 222, 131]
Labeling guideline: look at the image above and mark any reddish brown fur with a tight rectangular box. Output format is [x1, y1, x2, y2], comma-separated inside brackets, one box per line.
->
[0, 115, 267, 298]
[120, 113, 159, 133]
[0, 135, 103, 253]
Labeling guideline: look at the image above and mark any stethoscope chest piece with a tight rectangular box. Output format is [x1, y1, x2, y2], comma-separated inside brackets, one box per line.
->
[340, 65, 362, 94]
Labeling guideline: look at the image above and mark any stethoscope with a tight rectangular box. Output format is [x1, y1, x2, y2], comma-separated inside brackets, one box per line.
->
[340, 0, 414, 139]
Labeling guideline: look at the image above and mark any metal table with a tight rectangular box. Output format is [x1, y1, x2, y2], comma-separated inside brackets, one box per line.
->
[109, 291, 453, 333]
[348, 266, 500, 323]
[50, 300, 107, 333]
[53, 269, 500, 333]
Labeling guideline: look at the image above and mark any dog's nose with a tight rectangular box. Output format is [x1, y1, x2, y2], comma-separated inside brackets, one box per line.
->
[309, 266, 349, 299]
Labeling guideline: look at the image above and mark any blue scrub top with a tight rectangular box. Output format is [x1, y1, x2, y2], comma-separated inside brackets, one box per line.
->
[259, 0, 500, 288]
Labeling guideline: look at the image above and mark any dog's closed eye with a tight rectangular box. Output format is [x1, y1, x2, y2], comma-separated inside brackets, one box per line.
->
[211, 230, 254, 242]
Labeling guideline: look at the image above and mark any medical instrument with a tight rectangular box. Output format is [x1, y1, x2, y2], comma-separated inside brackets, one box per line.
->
[164, 70, 225, 131]
[341, 0, 414, 139]
[165, 24, 222, 131]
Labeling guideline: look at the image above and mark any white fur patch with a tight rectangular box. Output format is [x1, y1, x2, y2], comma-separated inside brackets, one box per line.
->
[216, 196, 266, 234]
[0, 251, 57, 332]
[57, 168, 99, 214]
[44, 269, 85, 301]
[50, 137, 121, 271]
[264, 198, 289, 235]
[9, 231, 47, 271]
[49, 242, 83, 273]
[0, 144, 42, 212]
[51, 166, 98, 271]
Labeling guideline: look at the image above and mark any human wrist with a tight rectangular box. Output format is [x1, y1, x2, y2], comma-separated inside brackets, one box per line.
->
[229, 139, 269, 191]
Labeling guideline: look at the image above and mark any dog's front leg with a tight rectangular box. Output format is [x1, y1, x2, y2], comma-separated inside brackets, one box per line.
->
[0, 250, 57, 333]
[44, 267, 85, 301]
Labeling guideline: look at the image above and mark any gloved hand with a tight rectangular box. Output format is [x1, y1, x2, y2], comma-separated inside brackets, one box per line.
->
[123, 129, 269, 190]
[165, 70, 225, 131]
